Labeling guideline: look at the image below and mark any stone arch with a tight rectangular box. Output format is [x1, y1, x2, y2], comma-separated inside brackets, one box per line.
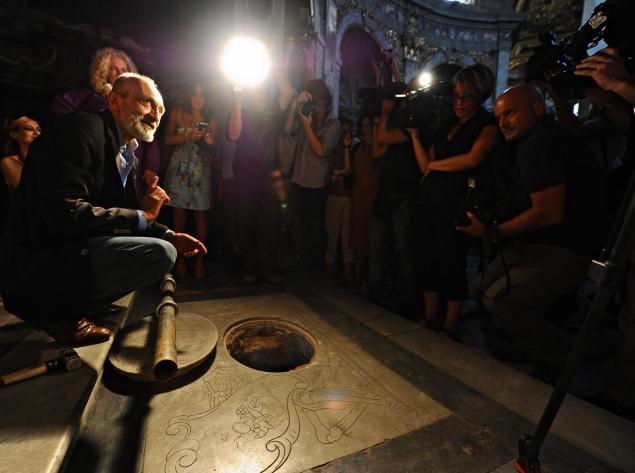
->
[326, 10, 389, 117]
[418, 51, 475, 72]
[333, 11, 389, 64]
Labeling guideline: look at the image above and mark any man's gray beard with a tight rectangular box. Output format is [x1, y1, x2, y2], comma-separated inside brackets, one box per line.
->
[125, 113, 157, 142]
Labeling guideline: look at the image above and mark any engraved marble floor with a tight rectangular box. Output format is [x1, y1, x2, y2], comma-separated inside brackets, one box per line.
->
[142, 293, 450, 473]
[62, 275, 634, 473]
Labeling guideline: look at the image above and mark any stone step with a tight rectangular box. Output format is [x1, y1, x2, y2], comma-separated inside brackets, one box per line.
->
[308, 280, 635, 473]
[0, 294, 134, 473]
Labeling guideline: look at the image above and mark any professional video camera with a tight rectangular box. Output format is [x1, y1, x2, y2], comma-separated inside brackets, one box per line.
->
[357, 63, 461, 139]
[390, 63, 461, 136]
[357, 81, 408, 118]
[526, 0, 635, 97]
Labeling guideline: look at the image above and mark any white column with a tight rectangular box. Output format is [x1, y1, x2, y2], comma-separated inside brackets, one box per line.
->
[496, 49, 510, 97]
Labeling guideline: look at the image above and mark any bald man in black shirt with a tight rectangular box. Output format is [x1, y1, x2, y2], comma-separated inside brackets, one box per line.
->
[459, 84, 603, 362]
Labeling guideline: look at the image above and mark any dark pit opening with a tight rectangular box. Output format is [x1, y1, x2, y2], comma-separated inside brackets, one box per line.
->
[225, 319, 316, 372]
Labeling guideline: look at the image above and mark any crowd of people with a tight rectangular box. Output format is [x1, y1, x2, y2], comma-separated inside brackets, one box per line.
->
[0, 43, 633, 382]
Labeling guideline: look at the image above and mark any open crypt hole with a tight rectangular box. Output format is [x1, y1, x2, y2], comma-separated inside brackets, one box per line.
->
[225, 319, 317, 372]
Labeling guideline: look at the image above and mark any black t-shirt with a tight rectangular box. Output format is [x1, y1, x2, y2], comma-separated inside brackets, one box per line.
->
[377, 133, 421, 194]
[419, 107, 498, 210]
[510, 116, 604, 255]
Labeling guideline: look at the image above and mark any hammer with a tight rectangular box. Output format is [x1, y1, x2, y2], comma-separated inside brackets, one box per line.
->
[0, 349, 81, 387]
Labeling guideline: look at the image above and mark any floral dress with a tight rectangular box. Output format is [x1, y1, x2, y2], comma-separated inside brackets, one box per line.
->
[164, 123, 213, 210]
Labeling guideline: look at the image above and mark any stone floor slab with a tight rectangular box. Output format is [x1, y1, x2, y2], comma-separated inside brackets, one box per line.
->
[0, 294, 133, 473]
[388, 330, 635, 472]
[363, 312, 420, 337]
[309, 414, 513, 473]
[141, 293, 451, 473]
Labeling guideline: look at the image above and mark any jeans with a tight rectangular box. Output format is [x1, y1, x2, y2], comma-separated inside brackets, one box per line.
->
[235, 173, 281, 275]
[86, 236, 177, 314]
[368, 194, 417, 315]
[480, 242, 589, 362]
[289, 183, 329, 270]
[325, 194, 353, 265]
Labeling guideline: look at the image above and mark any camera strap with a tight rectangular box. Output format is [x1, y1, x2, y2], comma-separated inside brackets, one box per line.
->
[480, 222, 511, 300]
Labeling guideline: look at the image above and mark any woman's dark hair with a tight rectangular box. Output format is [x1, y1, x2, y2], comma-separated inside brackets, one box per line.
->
[305, 79, 332, 106]
[453, 64, 495, 104]
[180, 82, 211, 116]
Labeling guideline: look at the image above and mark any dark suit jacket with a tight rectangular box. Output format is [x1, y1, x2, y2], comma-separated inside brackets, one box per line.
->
[0, 110, 168, 325]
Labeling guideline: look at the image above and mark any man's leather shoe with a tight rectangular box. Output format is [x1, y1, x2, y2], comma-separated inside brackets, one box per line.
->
[46, 318, 112, 345]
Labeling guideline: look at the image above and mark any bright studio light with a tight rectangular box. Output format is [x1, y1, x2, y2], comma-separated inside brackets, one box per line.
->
[418, 71, 433, 88]
[221, 36, 271, 87]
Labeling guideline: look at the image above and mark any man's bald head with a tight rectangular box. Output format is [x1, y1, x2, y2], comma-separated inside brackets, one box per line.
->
[494, 84, 547, 141]
[108, 73, 164, 142]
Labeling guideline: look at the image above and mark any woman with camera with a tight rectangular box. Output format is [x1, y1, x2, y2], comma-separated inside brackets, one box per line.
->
[409, 64, 498, 340]
[164, 82, 217, 279]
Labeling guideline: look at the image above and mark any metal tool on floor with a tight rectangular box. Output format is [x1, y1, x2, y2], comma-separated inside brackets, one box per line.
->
[0, 348, 81, 387]
[108, 273, 218, 382]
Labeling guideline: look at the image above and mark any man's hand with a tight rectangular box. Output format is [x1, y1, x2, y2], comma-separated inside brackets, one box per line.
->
[295, 91, 312, 105]
[299, 107, 313, 128]
[575, 48, 631, 92]
[296, 91, 314, 127]
[166, 232, 207, 258]
[143, 169, 158, 187]
[142, 175, 170, 221]
[456, 211, 485, 237]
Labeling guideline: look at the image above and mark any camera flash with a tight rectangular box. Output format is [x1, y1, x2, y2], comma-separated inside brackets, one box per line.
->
[221, 36, 271, 88]
[418, 71, 433, 89]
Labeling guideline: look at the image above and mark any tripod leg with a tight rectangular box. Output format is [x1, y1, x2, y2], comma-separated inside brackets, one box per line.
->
[517, 184, 635, 467]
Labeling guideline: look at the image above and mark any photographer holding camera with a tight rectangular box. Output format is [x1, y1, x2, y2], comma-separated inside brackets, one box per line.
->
[368, 83, 421, 318]
[409, 64, 498, 340]
[458, 84, 603, 362]
[284, 79, 340, 276]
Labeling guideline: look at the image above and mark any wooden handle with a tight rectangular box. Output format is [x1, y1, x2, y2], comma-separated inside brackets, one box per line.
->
[1, 363, 48, 387]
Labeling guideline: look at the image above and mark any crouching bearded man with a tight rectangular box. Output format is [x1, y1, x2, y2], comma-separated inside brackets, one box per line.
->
[0, 73, 206, 344]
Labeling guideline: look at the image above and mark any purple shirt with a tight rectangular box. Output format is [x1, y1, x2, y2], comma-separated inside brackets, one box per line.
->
[52, 87, 108, 117]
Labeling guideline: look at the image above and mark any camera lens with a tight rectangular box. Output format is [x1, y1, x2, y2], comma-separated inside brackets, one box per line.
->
[300, 102, 315, 116]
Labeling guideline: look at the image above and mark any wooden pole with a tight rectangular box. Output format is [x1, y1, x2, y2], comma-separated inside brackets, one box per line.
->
[153, 274, 178, 380]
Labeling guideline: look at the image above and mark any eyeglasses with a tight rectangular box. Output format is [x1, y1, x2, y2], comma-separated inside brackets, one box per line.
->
[453, 93, 477, 103]
[19, 126, 42, 133]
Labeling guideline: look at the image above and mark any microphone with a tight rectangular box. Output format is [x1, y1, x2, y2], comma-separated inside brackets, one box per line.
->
[103, 83, 113, 95]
